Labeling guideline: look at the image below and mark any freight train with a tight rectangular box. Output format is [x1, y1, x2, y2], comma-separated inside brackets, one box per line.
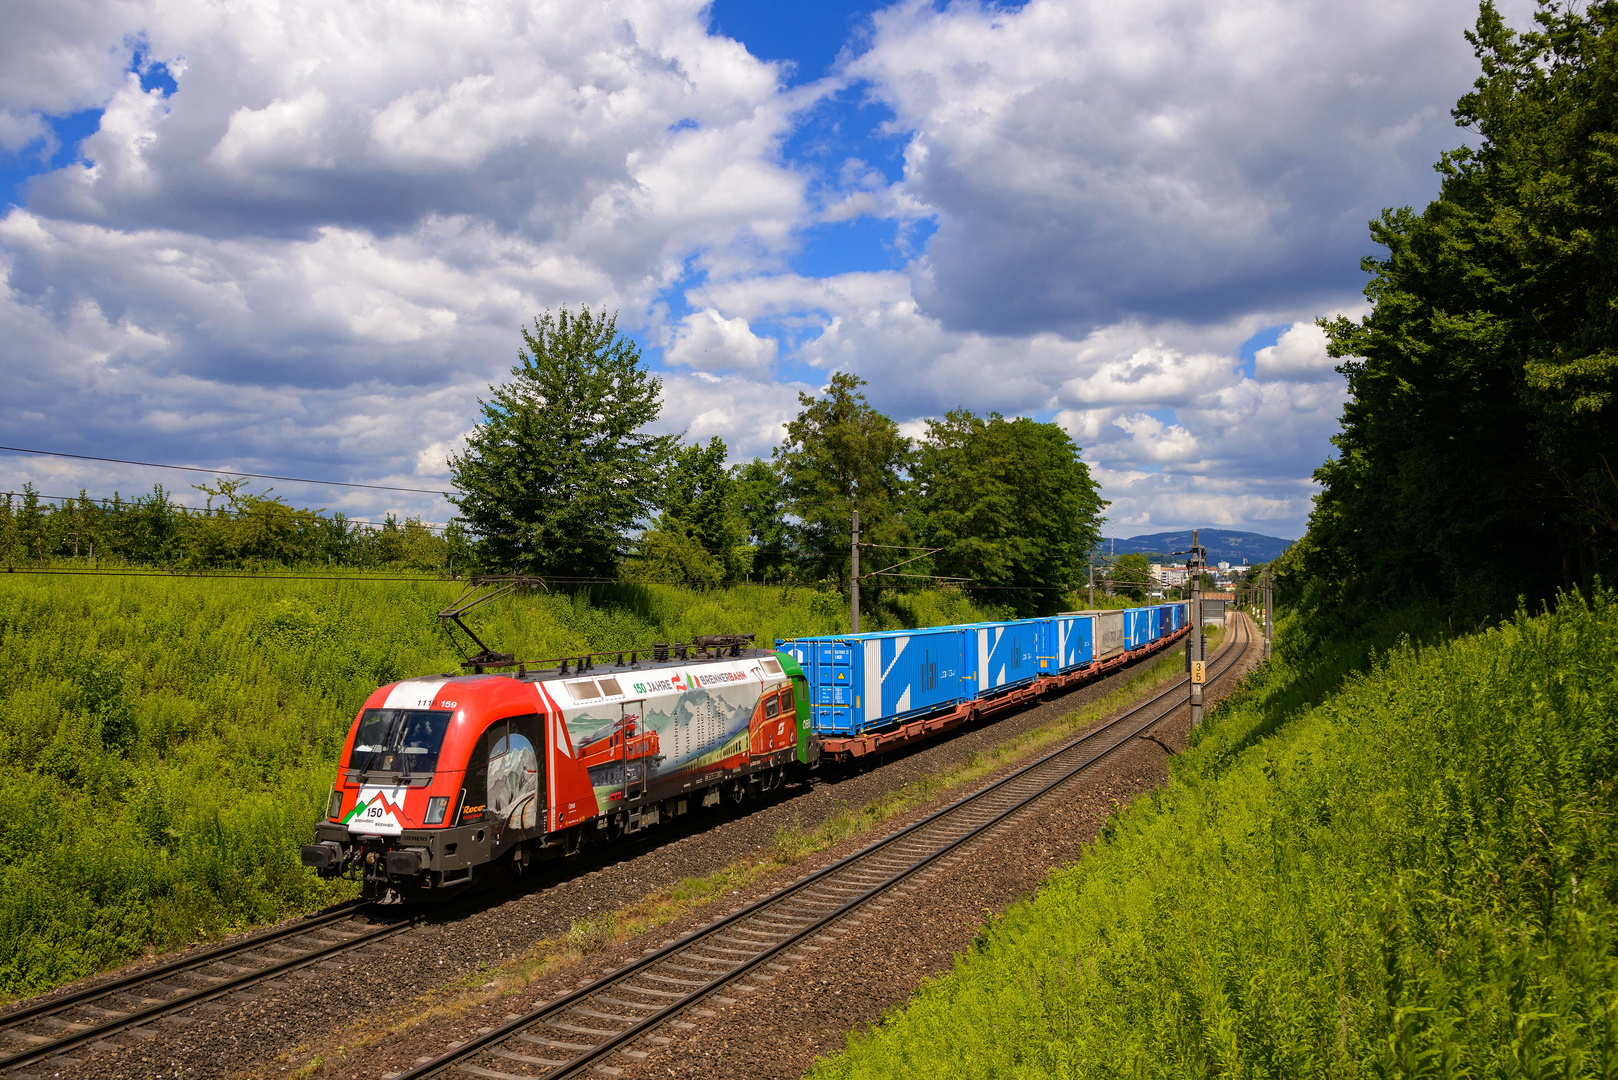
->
[301, 603, 1191, 901]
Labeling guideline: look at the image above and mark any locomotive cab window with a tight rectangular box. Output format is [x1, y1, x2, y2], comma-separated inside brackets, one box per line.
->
[778, 688, 794, 714]
[764, 694, 780, 719]
[350, 709, 453, 776]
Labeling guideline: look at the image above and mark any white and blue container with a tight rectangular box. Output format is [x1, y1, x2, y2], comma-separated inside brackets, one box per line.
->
[777, 626, 973, 736]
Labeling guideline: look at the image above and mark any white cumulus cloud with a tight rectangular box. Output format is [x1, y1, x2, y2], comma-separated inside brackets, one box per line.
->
[664, 308, 778, 370]
[1254, 321, 1339, 381]
[848, 0, 1534, 335]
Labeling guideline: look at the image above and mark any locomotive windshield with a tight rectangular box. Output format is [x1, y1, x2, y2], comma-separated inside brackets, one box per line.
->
[350, 709, 453, 776]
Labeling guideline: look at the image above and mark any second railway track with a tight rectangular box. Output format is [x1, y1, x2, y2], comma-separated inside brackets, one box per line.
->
[0, 901, 421, 1075]
[395, 615, 1254, 1080]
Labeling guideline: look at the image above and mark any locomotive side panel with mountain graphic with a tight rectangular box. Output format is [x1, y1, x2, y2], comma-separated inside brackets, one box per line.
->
[540, 655, 798, 808]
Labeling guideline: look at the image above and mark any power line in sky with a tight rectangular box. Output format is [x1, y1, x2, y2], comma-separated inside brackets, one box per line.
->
[0, 445, 453, 496]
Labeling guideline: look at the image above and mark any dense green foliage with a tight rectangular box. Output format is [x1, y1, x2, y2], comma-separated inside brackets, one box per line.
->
[0, 573, 996, 1000]
[1309, 1, 1618, 610]
[912, 411, 1106, 616]
[624, 438, 751, 587]
[774, 372, 915, 586]
[450, 307, 676, 579]
[764, 380, 1112, 611]
[812, 591, 1618, 1078]
[0, 480, 456, 572]
[730, 457, 793, 581]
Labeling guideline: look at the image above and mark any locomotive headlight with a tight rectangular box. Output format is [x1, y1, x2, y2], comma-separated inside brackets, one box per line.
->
[424, 796, 451, 825]
[326, 790, 343, 820]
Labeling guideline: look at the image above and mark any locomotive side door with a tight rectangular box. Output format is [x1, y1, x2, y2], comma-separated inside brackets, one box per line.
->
[622, 700, 647, 801]
[464, 714, 546, 838]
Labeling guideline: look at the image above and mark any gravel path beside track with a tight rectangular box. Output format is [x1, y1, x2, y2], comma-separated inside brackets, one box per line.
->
[34, 627, 1238, 1080]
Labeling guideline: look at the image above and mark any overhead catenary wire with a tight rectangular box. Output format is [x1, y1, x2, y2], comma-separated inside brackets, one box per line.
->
[9, 484, 1170, 566]
[0, 444, 453, 496]
[2, 565, 1179, 594]
[6, 488, 1201, 592]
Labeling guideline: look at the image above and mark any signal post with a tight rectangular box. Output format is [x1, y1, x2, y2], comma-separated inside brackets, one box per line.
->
[1187, 529, 1206, 727]
[1263, 565, 1273, 661]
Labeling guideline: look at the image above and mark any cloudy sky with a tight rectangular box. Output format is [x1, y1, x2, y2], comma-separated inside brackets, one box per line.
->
[0, 0, 1525, 540]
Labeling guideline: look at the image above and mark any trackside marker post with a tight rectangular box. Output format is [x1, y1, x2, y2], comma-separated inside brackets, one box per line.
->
[1189, 529, 1205, 728]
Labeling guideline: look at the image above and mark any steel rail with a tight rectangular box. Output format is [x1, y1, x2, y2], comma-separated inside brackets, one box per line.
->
[0, 900, 366, 1031]
[396, 616, 1252, 1080]
[0, 791, 765, 1078]
[0, 906, 420, 1072]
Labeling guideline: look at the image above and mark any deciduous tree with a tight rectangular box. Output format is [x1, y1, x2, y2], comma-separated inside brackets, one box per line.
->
[450, 308, 675, 578]
[773, 373, 912, 588]
[912, 410, 1106, 615]
[1308, 0, 1618, 609]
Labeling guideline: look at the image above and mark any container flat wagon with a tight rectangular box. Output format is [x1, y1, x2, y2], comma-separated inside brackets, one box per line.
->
[780, 604, 1190, 764]
[302, 598, 1198, 901]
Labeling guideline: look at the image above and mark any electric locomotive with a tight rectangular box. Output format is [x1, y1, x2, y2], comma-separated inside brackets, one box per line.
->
[301, 639, 812, 901]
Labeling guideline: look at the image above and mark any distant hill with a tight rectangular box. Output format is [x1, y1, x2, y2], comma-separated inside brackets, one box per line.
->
[1095, 529, 1293, 565]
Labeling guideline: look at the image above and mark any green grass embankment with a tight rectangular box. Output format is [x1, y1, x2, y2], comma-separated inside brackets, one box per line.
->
[0, 573, 994, 999]
[811, 593, 1618, 1078]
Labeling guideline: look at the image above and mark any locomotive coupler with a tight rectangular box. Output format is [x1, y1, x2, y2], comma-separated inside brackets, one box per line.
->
[360, 837, 395, 899]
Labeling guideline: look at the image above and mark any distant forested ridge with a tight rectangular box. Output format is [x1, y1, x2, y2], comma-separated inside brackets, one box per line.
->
[1097, 530, 1292, 564]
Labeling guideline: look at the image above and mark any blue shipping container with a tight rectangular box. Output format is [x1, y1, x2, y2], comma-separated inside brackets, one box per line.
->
[958, 619, 1044, 695]
[1125, 607, 1150, 649]
[1047, 613, 1095, 674]
[777, 626, 972, 736]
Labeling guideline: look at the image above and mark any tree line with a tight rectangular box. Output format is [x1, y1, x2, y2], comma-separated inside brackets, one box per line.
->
[5, 307, 1110, 617]
[0, 478, 461, 574]
[1281, 0, 1617, 619]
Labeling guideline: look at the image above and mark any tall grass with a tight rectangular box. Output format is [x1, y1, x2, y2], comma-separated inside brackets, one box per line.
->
[0, 573, 996, 999]
[811, 591, 1618, 1079]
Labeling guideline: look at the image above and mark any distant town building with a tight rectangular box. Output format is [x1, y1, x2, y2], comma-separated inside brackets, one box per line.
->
[1150, 563, 1188, 587]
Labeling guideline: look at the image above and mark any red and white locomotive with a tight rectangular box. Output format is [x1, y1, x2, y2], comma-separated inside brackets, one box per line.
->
[301, 641, 812, 901]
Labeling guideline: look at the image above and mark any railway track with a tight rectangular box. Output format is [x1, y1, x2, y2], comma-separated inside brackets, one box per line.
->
[394, 615, 1254, 1080]
[0, 820, 721, 1078]
[0, 900, 421, 1074]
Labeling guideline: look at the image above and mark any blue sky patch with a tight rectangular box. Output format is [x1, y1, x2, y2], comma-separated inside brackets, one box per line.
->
[708, 0, 885, 84]
[1237, 324, 1286, 377]
[0, 108, 102, 207]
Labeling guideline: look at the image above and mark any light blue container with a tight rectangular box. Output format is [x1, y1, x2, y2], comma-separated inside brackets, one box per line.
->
[957, 619, 1045, 695]
[1125, 607, 1150, 649]
[777, 626, 973, 736]
[1046, 613, 1095, 673]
